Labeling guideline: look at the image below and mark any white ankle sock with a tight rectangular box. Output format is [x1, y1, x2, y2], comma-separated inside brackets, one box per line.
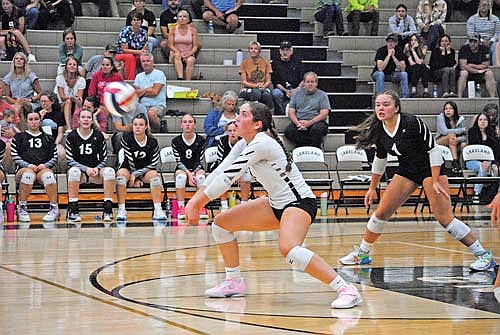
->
[330, 275, 347, 291]
[359, 239, 373, 253]
[468, 240, 485, 256]
[153, 202, 162, 211]
[118, 204, 125, 211]
[225, 266, 241, 280]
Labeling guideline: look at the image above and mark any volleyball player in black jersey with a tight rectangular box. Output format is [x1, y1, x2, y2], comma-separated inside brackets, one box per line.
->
[339, 91, 495, 272]
[11, 110, 59, 222]
[115, 113, 165, 221]
[65, 109, 116, 222]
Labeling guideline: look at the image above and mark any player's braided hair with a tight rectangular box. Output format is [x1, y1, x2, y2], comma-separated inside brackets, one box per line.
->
[249, 101, 293, 172]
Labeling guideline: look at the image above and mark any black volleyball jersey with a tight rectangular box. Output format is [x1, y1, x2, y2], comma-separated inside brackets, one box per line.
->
[11, 131, 57, 168]
[171, 133, 206, 171]
[216, 134, 237, 164]
[65, 129, 107, 171]
[0, 139, 5, 171]
[120, 132, 160, 177]
[375, 113, 437, 175]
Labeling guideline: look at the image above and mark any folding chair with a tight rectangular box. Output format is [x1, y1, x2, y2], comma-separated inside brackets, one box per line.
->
[460, 144, 500, 211]
[292, 146, 334, 206]
[334, 145, 372, 215]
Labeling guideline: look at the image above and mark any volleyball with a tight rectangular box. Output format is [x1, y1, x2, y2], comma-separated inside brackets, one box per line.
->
[103, 82, 138, 117]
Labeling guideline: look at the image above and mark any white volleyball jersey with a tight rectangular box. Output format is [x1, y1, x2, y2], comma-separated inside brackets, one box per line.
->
[204, 132, 315, 209]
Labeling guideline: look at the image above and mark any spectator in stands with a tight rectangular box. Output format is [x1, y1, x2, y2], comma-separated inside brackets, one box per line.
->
[213, 120, 251, 212]
[371, 33, 409, 98]
[126, 0, 159, 52]
[88, 56, 124, 114]
[404, 34, 432, 98]
[202, 0, 242, 33]
[481, 102, 499, 136]
[159, 0, 184, 58]
[466, 112, 500, 202]
[239, 40, 273, 110]
[72, 0, 112, 17]
[169, 9, 199, 80]
[0, 108, 19, 172]
[429, 34, 457, 97]
[0, 81, 17, 170]
[466, 0, 500, 65]
[271, 40, 304, 116]
[54, 56, 86, 132]
[11, 109, 59, 222]
[344, 0, 379, 36]
[171, 113, 208, 220]
[416, 0, 446, 50]
[116, 12, 149, 80]
[14, 0, 39, 29]
[36, 92, 65, 164]
[80, 44, 120, 98]
[116, 113, 167, 221]
[457, 33, 496, 98]
[72, 96, 108, 136]
[65, 108, 115, 222]
[0, 80, 18, 127]
[388, 3, 417, 47]
[284, 72, 329, 149]
[57, 28, 83, 74]
[0, 0, 36, 62]
[450, 0, 479, 21]
[36, 0, 74, 28]
[435, 100, 467, 172]
[204, 90, 238, 148]
[314, 0, 345, 37]
[134, 53, 167, 133]
[3, 52, 41, 120]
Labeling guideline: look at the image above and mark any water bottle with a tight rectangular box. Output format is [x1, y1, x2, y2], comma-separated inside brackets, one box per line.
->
[6, 194, 15, 222]
[228, 191, 237, 208]
[94, 214, 100, 222]
[320, 192, 328, 216]
[171, 196, 179, 219]
[475, 83, 481, 98]
[208, 20, 215, 34]
[285, 82, 292, 91]
[160, 119, 167, 133]
[236, 49, 243, 66]
[432, 85, 438, 98]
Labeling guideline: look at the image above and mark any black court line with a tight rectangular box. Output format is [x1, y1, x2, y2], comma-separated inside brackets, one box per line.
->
[0, 264, 210, 335]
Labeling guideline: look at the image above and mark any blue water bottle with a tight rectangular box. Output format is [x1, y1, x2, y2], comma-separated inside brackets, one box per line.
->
[208, 20, 215, 34]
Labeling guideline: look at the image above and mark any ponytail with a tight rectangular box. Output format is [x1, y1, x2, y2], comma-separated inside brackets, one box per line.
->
[268, 127, 293, 172]
[248, 101, 293, 172]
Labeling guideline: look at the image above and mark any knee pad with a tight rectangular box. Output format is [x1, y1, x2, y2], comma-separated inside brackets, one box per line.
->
[101, 167, 115, 181]
[212, 223, 235, 244]
[495, 287, 500, 304]
[446, 218, 471, 241]
[20, 172, 35, 185]
[175, 173, 187, 188]
[366, 214, 387, 234]
[150, 176, 162, 187]
[285, 246, 314, 271]
[116, 175, 127, 186]
[41, 171, 56, 186]
[195, 174, 205, 187]
[67, 167, 81, 182]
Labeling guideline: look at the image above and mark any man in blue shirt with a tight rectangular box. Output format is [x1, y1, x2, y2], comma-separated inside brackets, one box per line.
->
[134, 53, 167, 132]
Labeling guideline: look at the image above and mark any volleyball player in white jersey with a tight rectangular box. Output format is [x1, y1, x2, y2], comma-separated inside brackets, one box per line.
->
[338, 91, 495, 272]
[185, 102, 362, 309]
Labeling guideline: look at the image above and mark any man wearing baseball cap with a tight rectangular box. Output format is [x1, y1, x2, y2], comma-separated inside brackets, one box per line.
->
[271, 41, 305, 115]
[370, 33, 409, 97]
[457, 32, 496, 98]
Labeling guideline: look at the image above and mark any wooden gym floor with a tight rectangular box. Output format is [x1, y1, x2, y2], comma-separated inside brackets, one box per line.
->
[0, 205, 499, 334]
